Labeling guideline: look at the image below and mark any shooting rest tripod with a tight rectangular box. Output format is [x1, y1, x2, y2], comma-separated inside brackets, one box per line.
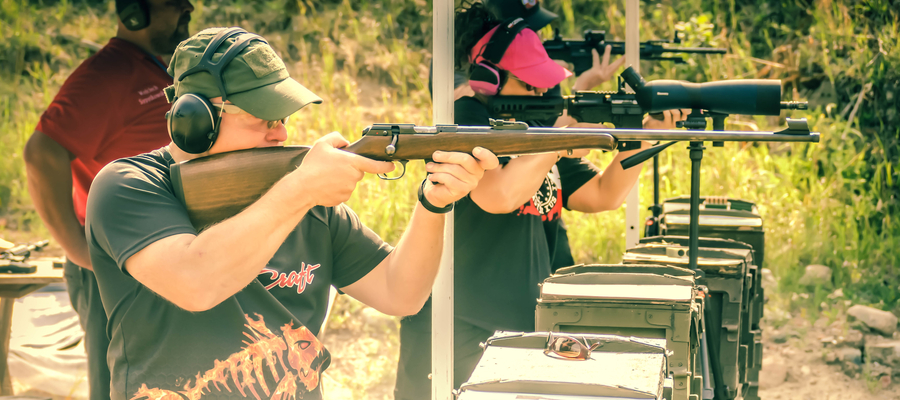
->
[620, 111, 814, 399]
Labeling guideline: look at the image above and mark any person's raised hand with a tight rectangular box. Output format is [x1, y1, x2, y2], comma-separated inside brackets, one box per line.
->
[422, 147, 500, 209]
[295, 132, 395, 207]
[572, 46, 626, 92]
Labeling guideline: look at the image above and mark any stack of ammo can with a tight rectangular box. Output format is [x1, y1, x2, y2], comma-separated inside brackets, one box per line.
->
[535, 264, 704, 400]
[533, 196, 766, 400]
[654, 196, 765, 400]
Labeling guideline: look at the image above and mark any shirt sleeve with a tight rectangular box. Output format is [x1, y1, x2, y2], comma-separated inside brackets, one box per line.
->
[328, 204, 393, 288]
[558, 157, 601, 209]
[36, 60, 127, 161]
[86, 158, 197, 272]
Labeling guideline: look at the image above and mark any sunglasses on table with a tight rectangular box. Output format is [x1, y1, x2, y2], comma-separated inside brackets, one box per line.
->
[544, 332, 603, 360]
[212, 103, 289, 129]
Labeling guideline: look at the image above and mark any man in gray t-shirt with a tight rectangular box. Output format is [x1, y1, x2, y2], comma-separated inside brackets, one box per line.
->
[86, 27, 498, 400]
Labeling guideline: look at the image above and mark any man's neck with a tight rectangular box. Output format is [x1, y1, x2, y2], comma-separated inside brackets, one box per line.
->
[115, 31, 158, 57]
[115, 25, 158, 57]
[115, 27, 175, 67]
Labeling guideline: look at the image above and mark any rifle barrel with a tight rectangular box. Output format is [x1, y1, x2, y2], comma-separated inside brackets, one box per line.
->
[371, 124, 818, 142]
[656, 46, 727, 54]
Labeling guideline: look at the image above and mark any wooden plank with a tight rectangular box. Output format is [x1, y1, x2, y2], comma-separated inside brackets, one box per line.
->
[0, 298, 14, 395]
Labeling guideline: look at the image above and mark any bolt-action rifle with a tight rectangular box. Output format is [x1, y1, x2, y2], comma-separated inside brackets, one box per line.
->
[171, 120, 818, 230]
[543, 30, 727, 76]
[0, 240, 49, 274]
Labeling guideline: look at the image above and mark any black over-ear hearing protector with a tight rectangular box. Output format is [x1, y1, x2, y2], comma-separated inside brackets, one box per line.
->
[469, 17, 529, 96]
[165, 28, 266, 154]
[116, 0, 150, 31]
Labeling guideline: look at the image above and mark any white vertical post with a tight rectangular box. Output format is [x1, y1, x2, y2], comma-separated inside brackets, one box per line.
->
[624, 0, 641, 250]
[431, 1, 454, 400]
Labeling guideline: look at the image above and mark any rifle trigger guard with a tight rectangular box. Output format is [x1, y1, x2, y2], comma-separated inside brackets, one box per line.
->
[384, 127, 400, 156]
[377, 160, 407, 181]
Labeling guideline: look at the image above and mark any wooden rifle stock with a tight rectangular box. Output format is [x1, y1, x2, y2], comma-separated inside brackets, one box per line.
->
[171, 125, 618, 230]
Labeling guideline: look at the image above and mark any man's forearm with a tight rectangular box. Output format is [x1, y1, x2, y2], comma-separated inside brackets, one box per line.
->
[595, 143, 650, 208]
[24, 132, 92, 269]
[470, 153, 557, 213]
[354, 204, 446, 316]
[126, 172, 317, 312]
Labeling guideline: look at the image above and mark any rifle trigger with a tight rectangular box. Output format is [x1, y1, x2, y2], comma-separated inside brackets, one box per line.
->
[377, 160, 407, 181]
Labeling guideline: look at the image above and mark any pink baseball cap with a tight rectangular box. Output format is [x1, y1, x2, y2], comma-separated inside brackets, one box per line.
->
[470, 25, 573, 89]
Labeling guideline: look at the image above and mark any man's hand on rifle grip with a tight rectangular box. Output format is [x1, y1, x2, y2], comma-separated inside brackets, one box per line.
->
[423, 147, 499, 209]
[295, 132, 395, 207]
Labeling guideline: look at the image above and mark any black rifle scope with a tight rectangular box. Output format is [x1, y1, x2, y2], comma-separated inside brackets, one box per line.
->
[621, 67, 800, 116]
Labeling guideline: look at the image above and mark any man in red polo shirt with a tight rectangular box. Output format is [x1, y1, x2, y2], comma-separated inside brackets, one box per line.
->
[22, 1, 194, 399]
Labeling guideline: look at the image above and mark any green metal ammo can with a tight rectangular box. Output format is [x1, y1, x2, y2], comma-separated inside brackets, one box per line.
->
[535, 264, 703, 400]
[457, 331, 668, 400]
[658, 196, 765, 269]
[638, 236, 764, 400]
[624, 238, 756, 400]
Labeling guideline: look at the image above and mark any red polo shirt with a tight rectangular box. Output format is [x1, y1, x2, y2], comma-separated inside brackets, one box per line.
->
[37, 38, 173, 225]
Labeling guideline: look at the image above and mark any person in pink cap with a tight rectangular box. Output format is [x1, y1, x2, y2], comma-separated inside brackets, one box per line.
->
[394, 3, 687, 399]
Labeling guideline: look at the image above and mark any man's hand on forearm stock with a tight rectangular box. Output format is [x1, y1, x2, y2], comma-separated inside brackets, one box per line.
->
[422, 147, 500, 209]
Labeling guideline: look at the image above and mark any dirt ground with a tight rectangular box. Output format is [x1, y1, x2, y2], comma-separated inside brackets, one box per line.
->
[9, 296, 900, 400]
[321, 297, 900, 400]
[756, 316, 900, 400]
[4, 232, 899, 399]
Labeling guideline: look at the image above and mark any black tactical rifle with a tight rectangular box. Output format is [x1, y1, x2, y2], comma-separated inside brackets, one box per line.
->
[0, 240, 49, 274]
[543, 30, 727, 75]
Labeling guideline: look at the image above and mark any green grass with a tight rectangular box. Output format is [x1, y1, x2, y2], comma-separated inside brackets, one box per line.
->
[1, 1, 898, 396]
[3, 0, 898, 307]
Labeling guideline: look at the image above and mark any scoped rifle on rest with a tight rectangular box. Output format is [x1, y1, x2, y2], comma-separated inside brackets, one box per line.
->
[489, 67, 808, 133]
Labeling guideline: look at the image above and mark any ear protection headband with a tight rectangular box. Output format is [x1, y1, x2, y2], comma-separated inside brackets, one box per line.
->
[469, 17, 528, 96]
[165, 28, 267, 154]
[116, 0, 150, 31]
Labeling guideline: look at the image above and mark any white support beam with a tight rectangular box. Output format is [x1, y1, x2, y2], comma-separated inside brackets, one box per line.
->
[431, 1, 454, 400]
[624, 0, 641, 250]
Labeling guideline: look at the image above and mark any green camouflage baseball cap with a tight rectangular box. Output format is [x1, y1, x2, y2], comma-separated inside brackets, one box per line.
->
[164, 27, 322, 121]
